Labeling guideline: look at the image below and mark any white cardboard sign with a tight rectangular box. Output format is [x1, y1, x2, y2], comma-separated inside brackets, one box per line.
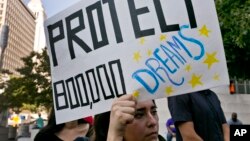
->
[45, 0, 229, 124]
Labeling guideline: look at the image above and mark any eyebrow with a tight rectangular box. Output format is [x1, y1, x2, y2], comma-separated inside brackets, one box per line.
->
[136, 106, 157, 112]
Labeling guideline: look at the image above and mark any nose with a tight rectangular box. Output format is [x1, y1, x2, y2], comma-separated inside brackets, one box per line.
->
[146, 112, 158, 127]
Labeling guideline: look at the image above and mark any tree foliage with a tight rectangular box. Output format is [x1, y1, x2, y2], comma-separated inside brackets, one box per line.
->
[216, 0, 250, 79]
[0, 49, 52, 110]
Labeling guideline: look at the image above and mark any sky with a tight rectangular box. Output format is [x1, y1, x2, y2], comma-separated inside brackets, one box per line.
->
[23, 0, 81, 18]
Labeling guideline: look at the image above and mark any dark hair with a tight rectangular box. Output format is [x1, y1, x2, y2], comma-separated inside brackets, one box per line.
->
[94, 111, 110, 141]
[86, 125, 95, 139]
[77, 118, 88, 124]
[38, 108, 65, 134]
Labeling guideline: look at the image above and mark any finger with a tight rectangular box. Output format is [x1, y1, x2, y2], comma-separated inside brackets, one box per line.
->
[114, 112, 135, 125]
[112, 106, 135, 115]
[116, 94, 135, 101]
[121, 113, 134, 124]
[112, 100, 136, 108]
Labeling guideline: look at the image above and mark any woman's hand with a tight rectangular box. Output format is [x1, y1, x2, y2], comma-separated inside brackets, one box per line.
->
[107, 94, 136, 141]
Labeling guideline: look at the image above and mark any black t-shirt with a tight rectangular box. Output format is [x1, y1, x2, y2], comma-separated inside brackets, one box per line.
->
[34, 131, 63, 141]
[158, 135, 166, 141]
[34, 132, 90, 141]
[168, 90, 226, 141]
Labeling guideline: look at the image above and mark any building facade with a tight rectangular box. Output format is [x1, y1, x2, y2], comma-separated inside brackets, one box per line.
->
[0, 0, 35, 75]
[27, 0, 46, 53]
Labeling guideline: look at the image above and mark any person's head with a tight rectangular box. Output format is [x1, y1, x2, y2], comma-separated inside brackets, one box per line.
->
[94, 99, 159, 141]
[8, 108, 13, 114]
[38, 113, 41, 117]
[232, 112, 238, 121]
[124, 99, 159, 141]
[75, 116, 94, 136]
[64, 119, 90, 136]
[39, 108, 93, 136]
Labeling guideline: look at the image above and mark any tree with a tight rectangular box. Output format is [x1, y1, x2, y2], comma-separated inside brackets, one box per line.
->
[216, 0, 250, 79]
[0, 49, 52, 110]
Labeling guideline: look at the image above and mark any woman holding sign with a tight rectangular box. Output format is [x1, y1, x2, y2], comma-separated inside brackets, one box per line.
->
[105, 94, 165, 141]
[34, 109, 93, 141]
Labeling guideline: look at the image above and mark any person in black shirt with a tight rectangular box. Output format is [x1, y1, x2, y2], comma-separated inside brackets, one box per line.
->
[168, 89, 229, 141]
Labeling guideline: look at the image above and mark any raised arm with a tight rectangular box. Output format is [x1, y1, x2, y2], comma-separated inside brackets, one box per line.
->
[107, 94, 136, 141]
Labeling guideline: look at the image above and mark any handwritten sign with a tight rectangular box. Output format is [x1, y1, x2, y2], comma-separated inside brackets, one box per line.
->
[45, 0, 229, 124]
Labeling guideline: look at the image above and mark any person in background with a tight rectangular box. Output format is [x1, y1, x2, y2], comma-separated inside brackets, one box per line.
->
[7, 108, 20, 127]
[7, 109, 20, 140]
[7, 108, 14, 127]
[35, 113, 44, 129]
[227, 112, 243, 125]
[34, 108, 93, 141]
[166, 118, 176, 141]
[168, 89, 229, 141]
[12, 111, 20, 127]
[106, 94, 165, 141]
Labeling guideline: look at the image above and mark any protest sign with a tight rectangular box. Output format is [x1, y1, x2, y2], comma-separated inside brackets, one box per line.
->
[45, 0, 229, 124]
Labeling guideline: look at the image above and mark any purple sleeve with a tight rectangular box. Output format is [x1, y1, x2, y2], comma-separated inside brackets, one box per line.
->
[166, 119, 171, 127]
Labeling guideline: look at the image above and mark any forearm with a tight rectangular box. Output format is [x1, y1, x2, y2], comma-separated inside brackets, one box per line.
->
[222, 123, 230, 141]
[178, 121, 203, 141]
[183, 135, 203, 141]
[107, 133, 123, 141]
[107, 94, 136, 141]
[181, 131, 203, 141]
[107, 125, 124, 141]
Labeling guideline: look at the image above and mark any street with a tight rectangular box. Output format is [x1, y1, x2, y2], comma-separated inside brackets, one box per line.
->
[0, 126, 34, 141]
[0, 126, 8, 141]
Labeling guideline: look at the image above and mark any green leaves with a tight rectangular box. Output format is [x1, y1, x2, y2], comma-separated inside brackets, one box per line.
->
[0, 49, 53, 111]
[216, 0, 250, 79]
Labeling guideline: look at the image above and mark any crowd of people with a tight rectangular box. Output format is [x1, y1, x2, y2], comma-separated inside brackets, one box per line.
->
[5, 93, 243, 141]
[31, 89, 245, 141]
[7, 109, 46, 129]
[6, 109, 46, 139]
[0, 90, 244, 141]
[34, 94, 165, 141]
[4, 89, 244, 141]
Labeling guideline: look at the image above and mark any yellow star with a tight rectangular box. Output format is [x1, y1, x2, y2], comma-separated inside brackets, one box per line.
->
[160, 34, 167, 41]
[213, 73, 220, 81]
[133, 51, 142, 62]
[147, 49, 153, 57]
[133, 91, 140, 98]
[199, 25, 211, 37]
[188, 74, 203, 88]
[165, 86, 174, 96]
[185, 64, 192, 72]
[139, 37, 145, 45]
[203, 52, 219, 69]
